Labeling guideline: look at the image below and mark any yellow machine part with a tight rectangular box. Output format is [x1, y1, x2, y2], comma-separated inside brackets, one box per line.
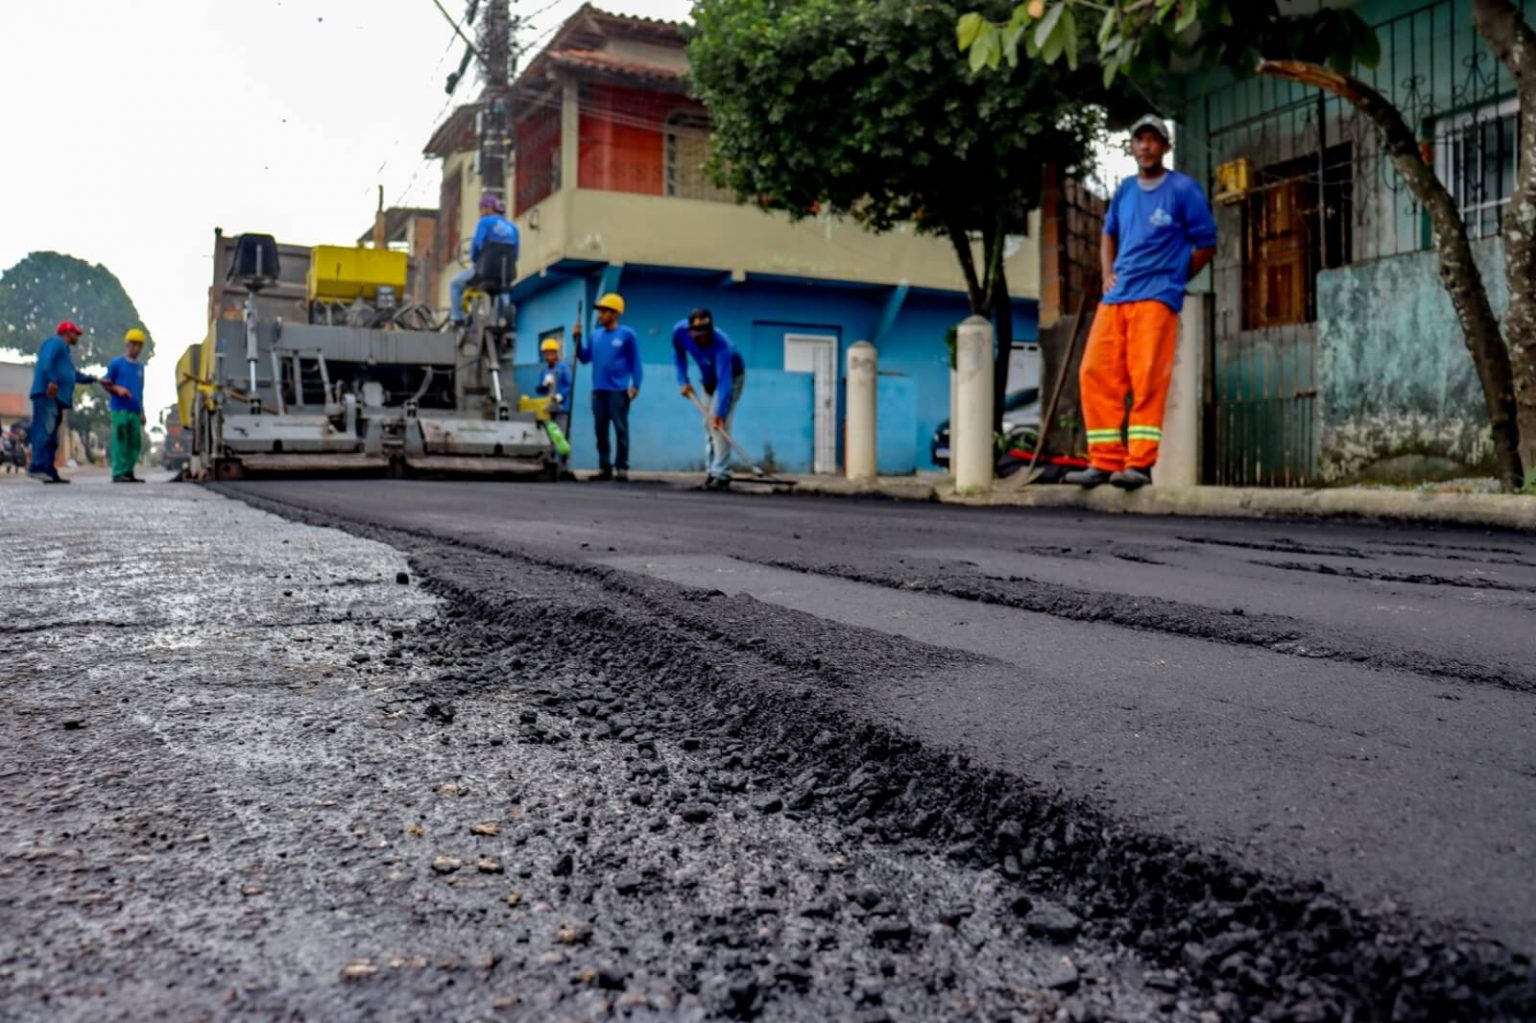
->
[518, 395, 553, 421]
[307, 245, 409, 303]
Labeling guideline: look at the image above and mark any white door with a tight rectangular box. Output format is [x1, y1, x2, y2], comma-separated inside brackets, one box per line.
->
[784, 334, 837, 474]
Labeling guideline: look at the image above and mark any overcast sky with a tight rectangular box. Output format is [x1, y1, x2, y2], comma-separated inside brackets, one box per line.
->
[0, 0, 692, 421]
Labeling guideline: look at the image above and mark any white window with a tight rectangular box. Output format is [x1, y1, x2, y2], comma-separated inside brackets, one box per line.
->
[1436, 97, 1520, 240]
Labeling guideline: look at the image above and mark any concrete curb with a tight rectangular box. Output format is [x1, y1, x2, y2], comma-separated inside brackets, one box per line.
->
[626, 472, 1536, 532]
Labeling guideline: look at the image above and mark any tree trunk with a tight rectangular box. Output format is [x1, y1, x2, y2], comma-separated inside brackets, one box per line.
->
[991, 261, 1014, 435]
[1471, 0, 1536, 482]
[945, 221, 989, 315]
[1259, 59, 1524, 490]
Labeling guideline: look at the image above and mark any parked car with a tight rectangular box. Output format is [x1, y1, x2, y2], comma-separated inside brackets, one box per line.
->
[931, 387, 1040, 468]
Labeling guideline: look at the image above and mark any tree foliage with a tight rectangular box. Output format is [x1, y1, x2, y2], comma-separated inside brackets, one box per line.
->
[690, 0, 1130, 430]
[688, 0, 1115, 294]
[959, 0, 1379, 89]
[0, 252, 153, 368]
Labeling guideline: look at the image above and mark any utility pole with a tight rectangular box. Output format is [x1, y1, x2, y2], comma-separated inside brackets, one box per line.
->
[478, 0, 515, 202]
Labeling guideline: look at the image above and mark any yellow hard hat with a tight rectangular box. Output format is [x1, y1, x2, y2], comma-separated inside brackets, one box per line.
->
[540, 338, 561, 354]
[124, 328, 147, 344]
[595, 293, 625, 315]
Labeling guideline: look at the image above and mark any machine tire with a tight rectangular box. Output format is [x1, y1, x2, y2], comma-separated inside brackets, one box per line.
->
[214, 458, 245, 481]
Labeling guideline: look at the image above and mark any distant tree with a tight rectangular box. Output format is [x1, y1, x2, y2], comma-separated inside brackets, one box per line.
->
[0, 252, 154, 368]
[689, 0, 1126, 430]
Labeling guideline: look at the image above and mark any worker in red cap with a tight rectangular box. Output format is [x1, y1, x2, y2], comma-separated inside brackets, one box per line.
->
[27, 321, 125, 483]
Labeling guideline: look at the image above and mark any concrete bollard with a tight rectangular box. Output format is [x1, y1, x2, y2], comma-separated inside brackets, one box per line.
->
[954, 315, 994, 492]
[845, 341, 878, 481]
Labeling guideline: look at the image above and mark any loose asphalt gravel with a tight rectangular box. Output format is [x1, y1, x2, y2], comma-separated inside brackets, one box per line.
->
[4, 475, 1535, 1022]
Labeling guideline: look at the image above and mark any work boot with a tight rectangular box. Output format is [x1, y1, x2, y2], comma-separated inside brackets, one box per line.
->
[614, 469, 629, 482]
[1063, 466, 1113, 488]
[112, 474, 131, 483]
[27, 468, 52, 482]
[1110, 467, 1152, 490]
[42, 475, 70, 484]
[592, 468, 614, 481]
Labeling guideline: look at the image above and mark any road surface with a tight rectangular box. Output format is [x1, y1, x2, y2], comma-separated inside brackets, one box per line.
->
[7, 475, 1533, 1021]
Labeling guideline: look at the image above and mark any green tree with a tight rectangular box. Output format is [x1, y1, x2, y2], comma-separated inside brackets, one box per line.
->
[961, 0, 1536, 491]
[0, 251, 154, 368]
[688, 0, 1120, 430]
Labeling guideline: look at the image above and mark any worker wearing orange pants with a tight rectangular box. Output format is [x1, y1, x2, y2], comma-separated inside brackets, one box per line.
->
[1067, 114, 1217, 491]
[1080, 300, 1180, 473]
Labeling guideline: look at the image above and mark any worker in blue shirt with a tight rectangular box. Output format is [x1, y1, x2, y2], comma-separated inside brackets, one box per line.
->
[102, 328, 149, 483]
[28, 320, 115, 484]
[536, 336, 576, 478]
[449, 193, 520, 326]
[673, 308, 746, 490]
[1066, 114, 1217, 491]
[574, 293, 642, 481]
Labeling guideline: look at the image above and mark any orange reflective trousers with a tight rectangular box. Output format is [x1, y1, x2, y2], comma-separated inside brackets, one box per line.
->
[1078, 299, 1180, 472]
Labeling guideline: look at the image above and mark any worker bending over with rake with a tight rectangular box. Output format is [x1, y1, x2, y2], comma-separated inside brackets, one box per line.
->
[673, 308, 745, 490]
[1065, 114, 1216, 491]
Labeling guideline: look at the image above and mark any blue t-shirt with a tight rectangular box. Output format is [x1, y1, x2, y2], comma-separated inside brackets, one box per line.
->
[470, 214, 520, 260]
[29, 335, 95, 404]
[672, 321, 745, 417]
[1102, 170, 1217, 313]
[102, 355, 146, 414]
[576, 326, 644, 393]
[535, 361, 574, 410]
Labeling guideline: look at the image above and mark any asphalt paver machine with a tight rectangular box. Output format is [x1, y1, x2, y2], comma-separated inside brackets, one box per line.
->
[185, 230, 554, 479]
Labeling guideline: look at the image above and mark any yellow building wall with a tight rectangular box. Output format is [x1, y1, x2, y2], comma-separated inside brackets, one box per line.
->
[512, 188, 1039, 299]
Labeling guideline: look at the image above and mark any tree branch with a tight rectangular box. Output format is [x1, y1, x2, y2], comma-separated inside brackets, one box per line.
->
[1257, 58, 1524, 489]
[1470, 0, 1536, 80]
[945, 219, 987, 313]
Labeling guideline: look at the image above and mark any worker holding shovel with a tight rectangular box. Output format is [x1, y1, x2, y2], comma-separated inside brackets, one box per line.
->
[535, 336, 575, 479]
[672, 308, 745, 490]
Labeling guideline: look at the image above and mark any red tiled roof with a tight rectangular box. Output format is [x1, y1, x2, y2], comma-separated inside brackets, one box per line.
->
[545, 49, 682, 84]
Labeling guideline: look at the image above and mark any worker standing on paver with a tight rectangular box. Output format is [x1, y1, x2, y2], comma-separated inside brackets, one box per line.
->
[536, 337, 575, 478]
[1065, 114, 1217, 491]
[673, 308, 746, 490]
[448, 194, 520, 327]
[573, 293, 642, 481]
[27, 321, 109, 484]
[102, 328, 149, 483]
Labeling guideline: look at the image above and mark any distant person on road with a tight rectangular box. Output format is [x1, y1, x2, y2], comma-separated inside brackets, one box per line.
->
[28, 321, 112, 484]
[449, 194, 520, 327]
[574, 293, 642, 482]
[102, 328, 149, 483]
[1065, 114, 1217, 492]
[672, 308, 746, 490]
[536, 336, 575, 478]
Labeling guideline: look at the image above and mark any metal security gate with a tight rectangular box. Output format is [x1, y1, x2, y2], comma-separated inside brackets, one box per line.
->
[1207, 326, 1319, 487]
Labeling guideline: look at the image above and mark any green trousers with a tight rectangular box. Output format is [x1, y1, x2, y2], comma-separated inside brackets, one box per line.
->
[111, 411, 143, 477]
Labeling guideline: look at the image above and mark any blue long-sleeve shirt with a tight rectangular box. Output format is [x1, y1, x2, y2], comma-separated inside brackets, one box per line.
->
[29, 335, 96, 405]
[576, 326, 643, 394]
[1102, 170, 1217, 313]
[102, 355, 146, 414]
[470, 214, 520, 261]
[535, 361, 573, 411]
[672, 321, 745, 417]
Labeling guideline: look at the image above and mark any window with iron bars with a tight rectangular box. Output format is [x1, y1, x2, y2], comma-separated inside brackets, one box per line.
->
[665, 111, 733, 202]
[1435, 97, 1521, 240]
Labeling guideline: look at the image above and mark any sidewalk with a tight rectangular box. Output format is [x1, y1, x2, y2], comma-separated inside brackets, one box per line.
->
[628, 470, 1536, 531]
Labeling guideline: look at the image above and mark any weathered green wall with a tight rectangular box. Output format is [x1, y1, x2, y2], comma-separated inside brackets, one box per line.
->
[1316, 239, 1506, 480]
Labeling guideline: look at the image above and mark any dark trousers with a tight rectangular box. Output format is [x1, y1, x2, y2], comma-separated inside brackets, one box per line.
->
[28, 397, 63, 475]
[591, 390, 631, 471]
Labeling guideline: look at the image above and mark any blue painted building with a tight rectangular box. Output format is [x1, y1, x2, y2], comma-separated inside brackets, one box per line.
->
[426, 4, 1042, 475]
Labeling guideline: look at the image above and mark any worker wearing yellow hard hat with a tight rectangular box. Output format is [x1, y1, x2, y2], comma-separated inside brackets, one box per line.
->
[535, 335, 575, 478]
[574, 292, 641, 481]
[102, 327, 149, 482]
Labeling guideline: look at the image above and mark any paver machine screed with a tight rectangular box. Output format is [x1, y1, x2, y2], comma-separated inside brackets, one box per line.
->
[186, 230, 554, 479]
